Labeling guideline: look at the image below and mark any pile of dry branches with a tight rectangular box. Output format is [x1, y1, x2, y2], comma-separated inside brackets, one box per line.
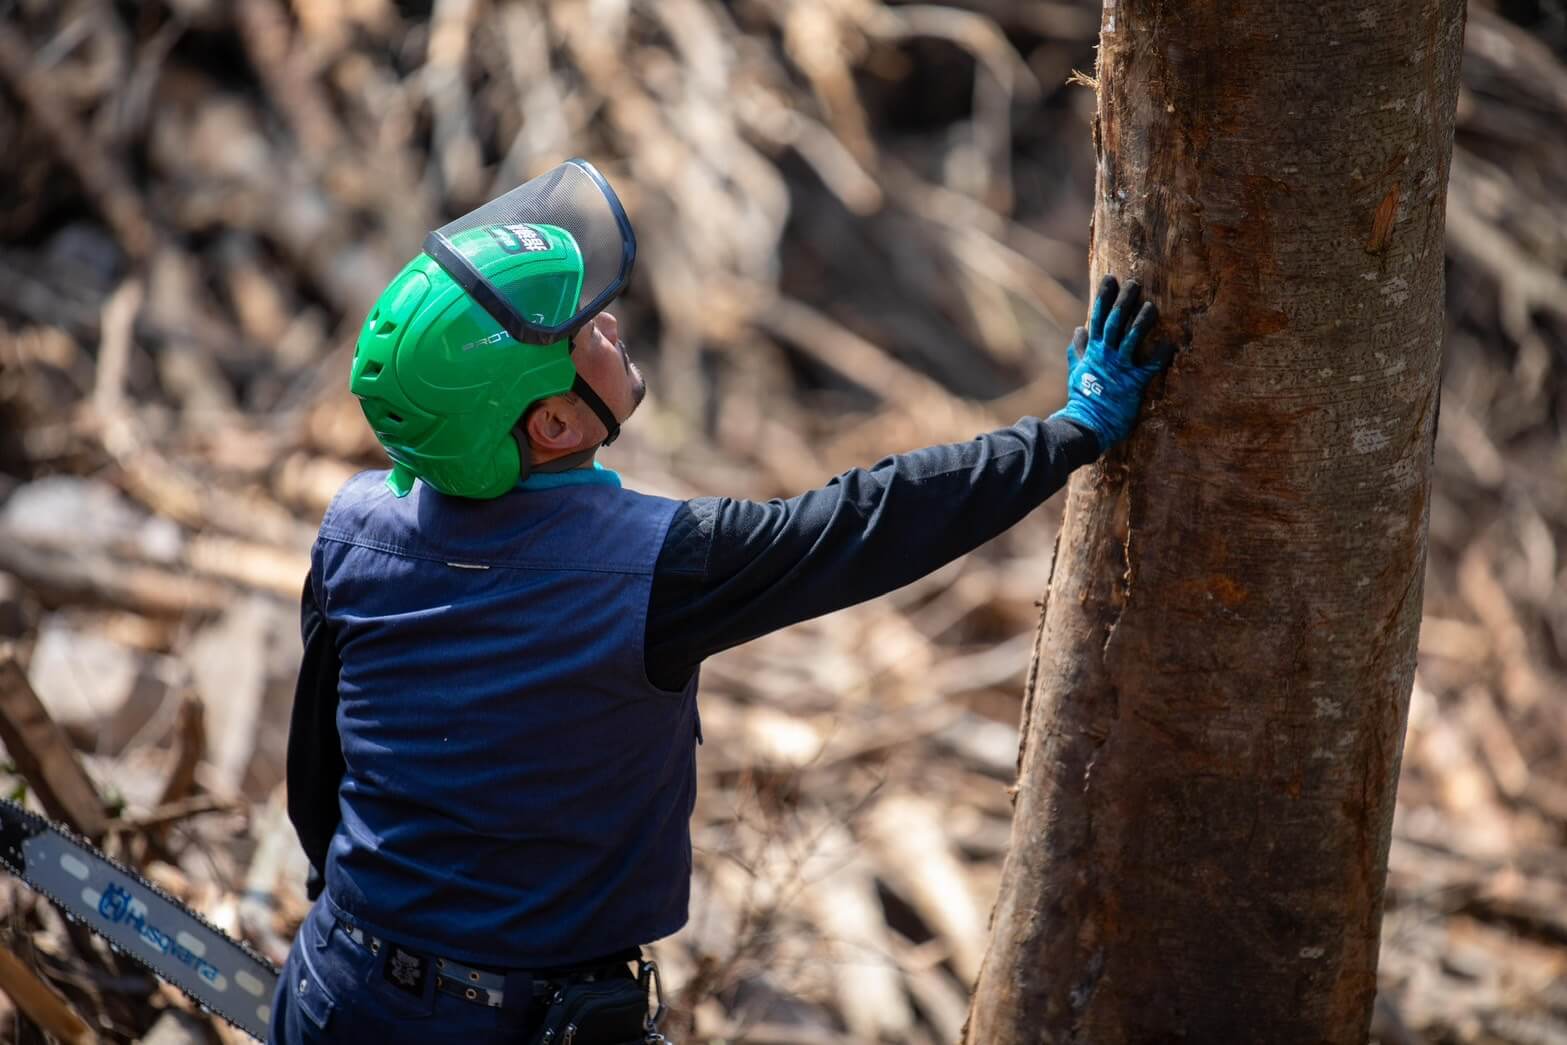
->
[0, 0, 1563, 1041]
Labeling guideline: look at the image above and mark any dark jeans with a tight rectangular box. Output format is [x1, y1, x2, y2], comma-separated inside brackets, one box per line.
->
[268, 898, 543, 1044]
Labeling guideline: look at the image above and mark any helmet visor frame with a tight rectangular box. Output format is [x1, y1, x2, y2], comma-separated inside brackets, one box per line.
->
[421, 158, 636, 348]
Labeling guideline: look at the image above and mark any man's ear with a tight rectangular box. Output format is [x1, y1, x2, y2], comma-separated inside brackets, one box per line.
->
[524, 397, 584, 453]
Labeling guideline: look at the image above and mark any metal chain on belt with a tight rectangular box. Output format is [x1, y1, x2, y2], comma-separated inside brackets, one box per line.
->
[639, 958, 669, 1043]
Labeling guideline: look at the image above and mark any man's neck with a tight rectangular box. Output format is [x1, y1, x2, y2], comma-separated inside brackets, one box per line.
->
[527, 445, 599, 475]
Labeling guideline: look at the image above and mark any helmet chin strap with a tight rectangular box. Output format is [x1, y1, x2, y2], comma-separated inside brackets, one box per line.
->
[514, 373, 622, 479]
[569, 372, 621, 446]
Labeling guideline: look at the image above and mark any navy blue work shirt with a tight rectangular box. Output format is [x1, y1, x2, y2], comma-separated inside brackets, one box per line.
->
[288, 416, 1098, 962]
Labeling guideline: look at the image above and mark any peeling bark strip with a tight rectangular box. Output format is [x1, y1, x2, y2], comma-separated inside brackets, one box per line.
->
[967, 1, 1465, 1042]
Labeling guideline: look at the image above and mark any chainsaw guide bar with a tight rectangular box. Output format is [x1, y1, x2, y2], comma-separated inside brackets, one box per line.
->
[0, 797, 280, 1041]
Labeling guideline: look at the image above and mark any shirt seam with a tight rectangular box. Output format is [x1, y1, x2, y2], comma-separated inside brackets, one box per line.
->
[639, 504, 693, 696]
[698, 501, 718, 583]
[315, 531, 657, 576]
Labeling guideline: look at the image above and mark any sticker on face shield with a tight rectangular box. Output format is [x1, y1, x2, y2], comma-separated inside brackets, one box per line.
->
[486, 223, 551, 255]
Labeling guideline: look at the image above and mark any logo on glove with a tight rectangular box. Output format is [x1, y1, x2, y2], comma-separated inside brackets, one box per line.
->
[1080, 372, 1104, 397]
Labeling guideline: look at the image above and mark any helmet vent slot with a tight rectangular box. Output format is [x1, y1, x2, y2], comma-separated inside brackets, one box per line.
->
[362, 361, 383, 377]
[385, 411, 404, 424]
[376, 318, 398, 335]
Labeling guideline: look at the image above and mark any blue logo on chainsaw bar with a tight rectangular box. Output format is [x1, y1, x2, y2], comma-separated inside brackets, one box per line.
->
[99, 882, 222, 985]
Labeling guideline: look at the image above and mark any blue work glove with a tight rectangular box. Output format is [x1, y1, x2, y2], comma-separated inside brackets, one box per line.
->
[1051, 275, 1175, 452]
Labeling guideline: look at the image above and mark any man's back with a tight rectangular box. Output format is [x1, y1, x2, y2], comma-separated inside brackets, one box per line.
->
[311, 469, 698, 968]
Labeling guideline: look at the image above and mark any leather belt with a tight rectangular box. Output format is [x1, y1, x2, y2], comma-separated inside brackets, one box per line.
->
[337, 919, 511, 1008]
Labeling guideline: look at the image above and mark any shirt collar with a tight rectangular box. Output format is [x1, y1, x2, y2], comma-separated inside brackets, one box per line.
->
[516, 462, 623, 492]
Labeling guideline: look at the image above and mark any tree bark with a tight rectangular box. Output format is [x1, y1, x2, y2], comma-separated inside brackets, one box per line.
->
[967, 1, 1466, 1042]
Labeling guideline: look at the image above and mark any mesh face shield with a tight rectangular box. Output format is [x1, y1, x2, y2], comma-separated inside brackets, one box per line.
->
[423, 159, 636, 348]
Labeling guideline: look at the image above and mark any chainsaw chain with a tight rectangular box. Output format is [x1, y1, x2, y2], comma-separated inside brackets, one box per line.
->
[0, 797, 280, 1040]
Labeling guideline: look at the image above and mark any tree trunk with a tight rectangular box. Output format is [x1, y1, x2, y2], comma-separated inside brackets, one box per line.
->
[966, 1, 1466, 1042]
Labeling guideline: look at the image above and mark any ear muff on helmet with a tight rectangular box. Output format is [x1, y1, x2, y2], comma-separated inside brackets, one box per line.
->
[348, 160, 636, 500]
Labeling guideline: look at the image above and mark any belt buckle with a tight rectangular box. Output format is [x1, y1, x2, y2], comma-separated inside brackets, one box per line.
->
[336, 917, 504, 1009]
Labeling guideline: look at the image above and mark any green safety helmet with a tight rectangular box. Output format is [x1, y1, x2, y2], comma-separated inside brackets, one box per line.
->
[349, 159, 636, 499]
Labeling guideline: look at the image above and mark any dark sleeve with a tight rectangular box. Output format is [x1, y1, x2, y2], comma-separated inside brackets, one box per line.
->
[286, 567, 344, 900]
[644, 416, 1099, 690]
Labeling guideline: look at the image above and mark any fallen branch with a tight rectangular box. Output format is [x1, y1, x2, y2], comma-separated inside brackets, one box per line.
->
[0, 942, 98, 1045]
[0, 644, 108, 840]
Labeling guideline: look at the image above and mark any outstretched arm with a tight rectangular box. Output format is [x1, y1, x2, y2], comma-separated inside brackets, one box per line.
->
[643, 416, 1100, 690]
[643, 275, 1171, 692]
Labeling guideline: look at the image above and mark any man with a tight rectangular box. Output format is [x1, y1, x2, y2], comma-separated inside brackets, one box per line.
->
[273, 161, 1172, 1044]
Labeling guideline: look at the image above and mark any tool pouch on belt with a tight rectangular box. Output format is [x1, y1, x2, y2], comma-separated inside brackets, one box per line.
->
[529, 976, 649, 1045]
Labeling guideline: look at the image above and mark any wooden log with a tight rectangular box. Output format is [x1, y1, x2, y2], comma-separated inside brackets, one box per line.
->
[0, 943, 97, 1045]
[186, 535, 310, 598]
[0, 644, 108, 840]
[798, 823, 915, 1041]
[868, 795, 987, 985]
[0, 21, 155, 260]
[0, 533, 228, 617]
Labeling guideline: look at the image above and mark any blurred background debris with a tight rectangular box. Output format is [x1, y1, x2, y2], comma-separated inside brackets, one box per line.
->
[0, 0, 1563, 1040]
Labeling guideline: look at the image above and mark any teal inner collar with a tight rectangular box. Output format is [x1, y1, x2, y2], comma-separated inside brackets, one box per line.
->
[517, 463, 622, 492]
